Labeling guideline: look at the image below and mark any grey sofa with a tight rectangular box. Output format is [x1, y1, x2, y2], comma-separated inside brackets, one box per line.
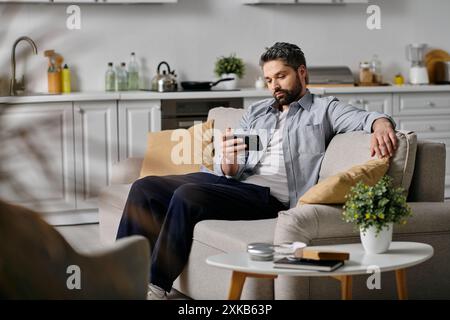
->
[98, 107, 450, 300]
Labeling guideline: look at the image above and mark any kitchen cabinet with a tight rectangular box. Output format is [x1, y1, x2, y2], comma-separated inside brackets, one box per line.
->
[393, 93, 450, 198]
[332, 93, 393, 114]
[243, 0, 295, 4]
[118, 100, 161, 161]
[0, 0, 177, 3]
[0, 0, 50, 2]
[297, 0, 368, 3]
[102, 0, 177, 3]
[243, 0, 367, 4]
[0, 101, 119, 225]
[53, 0, 97, 3]
[73, 101, 118, 211]
[52, 0, 178, 3]
[393, 92, 450, 116]
[0, 102, 76, 214]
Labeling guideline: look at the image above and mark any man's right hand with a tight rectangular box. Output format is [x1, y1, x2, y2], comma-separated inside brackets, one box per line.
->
[220, 127, 247, 176]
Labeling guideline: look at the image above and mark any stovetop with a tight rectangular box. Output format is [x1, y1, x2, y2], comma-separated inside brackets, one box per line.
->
[139, 89, 241, 92]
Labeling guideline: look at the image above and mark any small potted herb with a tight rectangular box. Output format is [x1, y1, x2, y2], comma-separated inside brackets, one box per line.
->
[342, 175, 412, 254]
[214, 54, 245, 90]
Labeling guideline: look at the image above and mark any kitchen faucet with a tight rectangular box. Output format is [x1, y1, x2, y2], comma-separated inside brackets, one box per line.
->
[10, 36, 38, 96]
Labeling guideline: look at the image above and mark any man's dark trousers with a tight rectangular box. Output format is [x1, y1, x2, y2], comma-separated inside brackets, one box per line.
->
[116, 171, 287, 292]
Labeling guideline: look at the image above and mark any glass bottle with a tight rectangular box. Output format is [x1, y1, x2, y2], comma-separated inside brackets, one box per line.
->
[117, 62, 128, 91]
[359, 62, 373, 85]
[370, 54, 382, 84]
[105, 62, 116, 92]
[127, 52, 140, 90]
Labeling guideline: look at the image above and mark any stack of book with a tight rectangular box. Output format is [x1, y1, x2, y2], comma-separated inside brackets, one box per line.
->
[274, 249, 350, 272]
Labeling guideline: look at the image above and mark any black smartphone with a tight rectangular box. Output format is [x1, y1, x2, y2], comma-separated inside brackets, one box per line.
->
[233, 134, 262, 151]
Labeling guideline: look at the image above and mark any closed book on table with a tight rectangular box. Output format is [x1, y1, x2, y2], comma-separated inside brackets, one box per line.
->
[295, 249, 350, 261]
[274, 257, 344, 272]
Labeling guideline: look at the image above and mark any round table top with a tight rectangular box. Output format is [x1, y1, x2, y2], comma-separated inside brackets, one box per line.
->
[206, 242, 434, 277]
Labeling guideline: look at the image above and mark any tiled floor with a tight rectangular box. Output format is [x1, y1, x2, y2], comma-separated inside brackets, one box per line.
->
[55, 223, 190, 300]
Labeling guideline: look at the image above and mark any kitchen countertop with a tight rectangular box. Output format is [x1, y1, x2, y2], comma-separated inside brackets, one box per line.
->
[1, 85, 450, 104]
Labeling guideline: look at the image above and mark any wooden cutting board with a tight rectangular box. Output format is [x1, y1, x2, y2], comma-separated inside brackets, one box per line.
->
[425, 49, 450, 84]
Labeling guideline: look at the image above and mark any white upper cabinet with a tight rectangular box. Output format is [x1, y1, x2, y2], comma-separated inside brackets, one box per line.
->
[104, 0, 177, 3]
[0, 0, 178, 3]
[0, 1, 50, 3]
[52, 0, 96, 3]
[244, 0, 368, 4]
[243, 0, 295, 3]
[297, 0, 368, 3]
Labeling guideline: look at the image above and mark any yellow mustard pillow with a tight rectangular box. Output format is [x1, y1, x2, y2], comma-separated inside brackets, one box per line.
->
[297, 157, 390, 206]
[139, 120, 214, 178]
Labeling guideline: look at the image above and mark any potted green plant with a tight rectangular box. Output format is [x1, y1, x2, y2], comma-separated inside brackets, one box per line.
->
[214, 54, 245, 90]
[342, 175, 412, 254]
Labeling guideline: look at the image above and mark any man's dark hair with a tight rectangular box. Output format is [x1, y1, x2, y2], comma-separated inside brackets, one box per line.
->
[259, 42, 307, 71]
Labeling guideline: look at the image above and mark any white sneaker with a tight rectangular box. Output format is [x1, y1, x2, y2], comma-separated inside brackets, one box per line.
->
[147, 284, 168, 300]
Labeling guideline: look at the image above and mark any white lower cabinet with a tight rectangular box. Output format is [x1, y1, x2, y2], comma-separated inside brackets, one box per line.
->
[118, 100, 161, 160]
[332, 93, 393, 114]
[0, 101, 120, 225]
[0, 102, 76, 215]
[393, 92, 450, 198]
[73, 101, 119, 212]
[395, 117, 450, 196]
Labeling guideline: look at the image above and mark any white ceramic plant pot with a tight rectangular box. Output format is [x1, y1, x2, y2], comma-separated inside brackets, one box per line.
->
[221, 73, 238, 90]
[360, 222, 393, 254]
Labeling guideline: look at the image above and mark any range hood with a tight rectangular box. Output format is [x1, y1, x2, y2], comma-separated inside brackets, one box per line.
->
[307, 66, 355, 86]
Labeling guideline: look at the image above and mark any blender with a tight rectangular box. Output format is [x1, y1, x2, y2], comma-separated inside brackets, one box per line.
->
[406, 44, 429, 85]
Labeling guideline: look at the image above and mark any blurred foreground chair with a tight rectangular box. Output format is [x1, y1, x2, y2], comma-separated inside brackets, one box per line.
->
[0, 200, 149, 299]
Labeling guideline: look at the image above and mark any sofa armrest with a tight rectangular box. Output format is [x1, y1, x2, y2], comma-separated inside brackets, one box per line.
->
[111, 157, 144, 185]
[83, 235, 150, 299]
[274, 202, 450, 245]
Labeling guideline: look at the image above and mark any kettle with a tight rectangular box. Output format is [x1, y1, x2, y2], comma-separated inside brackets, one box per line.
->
[151, 61, 178, 92]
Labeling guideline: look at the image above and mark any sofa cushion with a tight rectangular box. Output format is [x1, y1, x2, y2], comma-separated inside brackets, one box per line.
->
[298, 157, 389, 205]
[98, 184, 132, 245]
[207, 107, 246, 166]
[319, 131, 417, 192]
[207, 107, 246, 133]
[139, 120, 214, 178]
[193, 218, 277, 253]
[99, 184, 131, 211]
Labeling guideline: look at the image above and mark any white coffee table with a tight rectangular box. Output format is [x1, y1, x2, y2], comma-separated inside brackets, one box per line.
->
[206, 242, 433, 300]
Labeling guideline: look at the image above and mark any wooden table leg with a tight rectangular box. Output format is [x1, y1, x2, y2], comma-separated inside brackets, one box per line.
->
[395, 269, 408, 300]
[228, 272, 277, 300]
[331, 275, 352, 300]
[228, 271, 247, 300]
[340, 275, 353, 300]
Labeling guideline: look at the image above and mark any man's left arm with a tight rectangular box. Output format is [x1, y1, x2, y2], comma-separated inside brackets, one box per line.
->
[328, 99, 397, 158]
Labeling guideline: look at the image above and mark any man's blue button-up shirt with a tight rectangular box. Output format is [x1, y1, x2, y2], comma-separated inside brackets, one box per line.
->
[213, 90, 395, 208]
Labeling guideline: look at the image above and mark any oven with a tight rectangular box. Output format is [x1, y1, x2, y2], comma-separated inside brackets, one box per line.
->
[161, 98, 244, 130]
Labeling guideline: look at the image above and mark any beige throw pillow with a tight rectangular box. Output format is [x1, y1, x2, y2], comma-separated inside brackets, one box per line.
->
[297, 157, 390, 206]
[139, 120, 214, 178]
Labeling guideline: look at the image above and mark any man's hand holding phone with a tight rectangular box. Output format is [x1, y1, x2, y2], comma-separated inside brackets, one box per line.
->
[220, 127, 246, 176]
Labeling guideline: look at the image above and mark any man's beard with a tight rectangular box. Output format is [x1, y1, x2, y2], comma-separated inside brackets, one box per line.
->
[273, 77, 302, 106]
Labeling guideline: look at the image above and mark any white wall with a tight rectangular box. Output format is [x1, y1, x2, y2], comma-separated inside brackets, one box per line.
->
[0, 0, 449, 94]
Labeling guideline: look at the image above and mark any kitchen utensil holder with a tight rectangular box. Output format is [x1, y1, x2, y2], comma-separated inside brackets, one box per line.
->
[48, 71, 62, 94]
